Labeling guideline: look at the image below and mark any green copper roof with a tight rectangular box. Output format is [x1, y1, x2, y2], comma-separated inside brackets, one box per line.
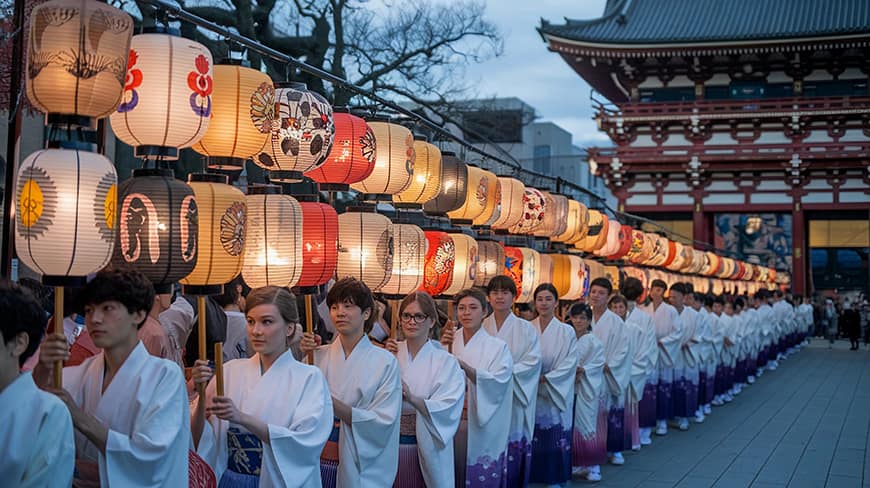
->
[539, 0, 870, 46]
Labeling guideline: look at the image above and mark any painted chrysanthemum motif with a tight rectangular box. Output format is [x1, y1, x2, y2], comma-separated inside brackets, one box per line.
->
[16, 166, 56, 239]
[94, 173, 116, 243]
[250, 82, 276, 133]
[360, 126, 376, 164]
[475, 176, 489, 207]
[274, 87, 335, 170]
[220, 201, 246, 256]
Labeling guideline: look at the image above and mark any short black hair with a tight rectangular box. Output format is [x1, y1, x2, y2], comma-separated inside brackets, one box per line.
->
[80, 269, 155, 329]
[712, 295, 725, 306]
[621, 277, 644, 301]
[589, 277, 613, 295]
[327, 277, 376, 333]
[774, 290, 784, 298]
[694, 292, 706, 303]
[669, 282, 687, 295]
[0, 280, 47, 367]
[684, 282, 695, 294]
[533, 283, 559, 301]
[214, 275, 242, 308]
[453, 287, 489, 310]
[568, 302, 592, 320]
[650, 279, 667, 291]
[734, 297, 746, 309]
[487, 275, 517, 297]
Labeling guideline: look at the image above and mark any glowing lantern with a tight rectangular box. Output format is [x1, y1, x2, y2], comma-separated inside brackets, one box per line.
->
[504, 246, 541, 304]
[443, 233, 478, 296]
[420, 230, 455, 296]
[447, 165, 496, 224]
[296, 201, 339, 287]
[379, 224, 426, 296]
[576, 210, 605, 252]
[193, 62, 272, 171]
[552, 254, 584, 300]
[595, 218, 621, 257]
[475, 240, 505, 287]
[609, 224, 633, 261]
[645, 235, 670, 267]
[592, 215, 610, 252]
[111, 168, 197, 292]
[254, 82, 335, 182]
[393, 136, 441, 206]
[26, 0, 133, 125]
[15, 146, 117, 282]
[489, 177, 525, 230]
[336, 211, 392, 289]
[180, 174, 247, 295]
[241, 187, 303, 289]
[422, 153, 467, 216]
[350, 120, 414, 196]
[508, 187, 546, 235]
[305, 110, 376, 189]
[667, 242, 690, 272]
[471, 169, 499, 226]
[554, 199, 583, 243]
[661, 240, 678, 269]
[603, 266, 621, 290]
[538, 254, 554, 286]
[535, 193, 568, 238]
[578, 258, 591, 298]
[110, 32, 213, 160]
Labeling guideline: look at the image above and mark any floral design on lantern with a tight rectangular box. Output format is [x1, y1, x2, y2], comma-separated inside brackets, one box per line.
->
[250, 82, 276, 133]
[360, 128, 376, 162]
[220, 202, 246, 256]
[94, 173, 116, 242]
[188, 54, 213, 117]
[509, 187, 546, 234]
[118, 49, 142, 112]
[420, 231, 454, 296]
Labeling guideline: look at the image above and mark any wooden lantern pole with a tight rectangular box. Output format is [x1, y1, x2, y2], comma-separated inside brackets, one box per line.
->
[214, 342, 224, 396]
[197, 295, 207, 394]
[53, 287, 64, 387]
[304, 294, 315, 365]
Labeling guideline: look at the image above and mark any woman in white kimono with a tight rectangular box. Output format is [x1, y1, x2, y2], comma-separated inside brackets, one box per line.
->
[567, 303, 606, 482]
[441, 288, 513, 488]
[620, 277, 657, 447]
[192, 286, 334, 487]
[301, 278, 403, 488]
[528, 284, 578, 486]
[385, 291, 465, 488]
[607, 294, 644, 453]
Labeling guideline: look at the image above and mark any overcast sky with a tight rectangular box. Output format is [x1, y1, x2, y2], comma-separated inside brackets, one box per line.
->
[464, 0, 610, 148]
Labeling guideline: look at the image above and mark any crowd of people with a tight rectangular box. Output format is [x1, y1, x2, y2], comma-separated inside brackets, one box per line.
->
[1, 268, 822, 487]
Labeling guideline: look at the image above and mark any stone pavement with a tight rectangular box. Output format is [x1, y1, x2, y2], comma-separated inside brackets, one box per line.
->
[568, 340, 870, 488]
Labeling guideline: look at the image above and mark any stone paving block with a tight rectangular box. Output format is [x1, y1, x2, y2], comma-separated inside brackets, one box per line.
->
[675, 476, 718, 488]
[826, 475, 861, 488]
[750, 482, 787, 488]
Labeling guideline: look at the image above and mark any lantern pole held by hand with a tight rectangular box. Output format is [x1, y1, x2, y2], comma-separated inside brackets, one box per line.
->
[53, 287, 64, 387]
[304, 294, 315, 365]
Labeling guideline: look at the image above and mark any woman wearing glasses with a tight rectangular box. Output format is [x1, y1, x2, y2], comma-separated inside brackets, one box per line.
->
[385, 291, 465, 488]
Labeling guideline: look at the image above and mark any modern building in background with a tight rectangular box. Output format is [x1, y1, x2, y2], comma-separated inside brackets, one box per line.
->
[540, 0, 870, 295]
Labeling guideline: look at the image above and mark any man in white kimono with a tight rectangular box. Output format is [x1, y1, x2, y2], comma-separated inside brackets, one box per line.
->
[773, 290, 795, 358]
[35, 269, 190, 487]
[668, 283, 698, 432]
[754, 291, 775, 375]
[738, 297, 760, 384]
[301, 277, 402, 488]
[482, 276, 541, 488]
[690, 292, 716, 422]
[621, 278, 657, 447]
[588, 277, 631, 466]
[0, 281, 74, 487]
[640, 279, 682, 436]
[797, 295, 814, 346]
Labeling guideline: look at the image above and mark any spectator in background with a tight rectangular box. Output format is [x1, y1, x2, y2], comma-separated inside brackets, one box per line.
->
[842, 301, 861, 351]
[823, 299, 838, 349]
[213, 277, 248, 361]
[516, 302, 537, 322]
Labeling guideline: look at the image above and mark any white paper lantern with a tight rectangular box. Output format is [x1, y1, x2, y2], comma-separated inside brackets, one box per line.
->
[378, 224, 426, 296]
[350, 120, 415, 196]
[242, 188, 303, 289]
[336, 211, 393, 290]
[443, 233, 478, 296]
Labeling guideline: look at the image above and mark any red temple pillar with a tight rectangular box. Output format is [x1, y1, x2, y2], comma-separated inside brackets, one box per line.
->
[791, 202, 806, 295]
[692, 200, 711, 246]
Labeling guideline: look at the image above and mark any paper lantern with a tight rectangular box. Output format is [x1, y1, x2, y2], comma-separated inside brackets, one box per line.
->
[579, 258, 592, 298]
[667, 242, 690, 272]
[603, 266, 622, 290]
[504, 246, 541, 304]
[645, 235, 670, 267]
[420, 230, 455, 296]
[110, 32, 213, 160]
[490, 177, 525, 230]
[241, 187, 303, 289]
[554, 199, 582, 243]
[447, 165, 496, 224]
[111, 168, 197, 292]
[26, 0, 133, 125]
[595, 218, 621, 257]
[443, 233, 478, 296]
[471, 169, 499, 226]
[661, 240, 678, 268]
[253, 82, 335, 182]
[592, 215, 610, 252]
[422, 153, 467, 215]
[609, 224, 633, 261]
[508, 187, 546, 235]
[180, 174, 247, 294]
[393, 137, 441, 206]
[379, 224, 426, 296]
[15, 146, 116, 283]
[350, 120, 414, 195]
[475, 240, 505, 287]
[551, 254, 584, 300]
[305, 110, 376, 189]
[535, 193, 568, 238]
[193, 62, 272, 171]
[336, 211, 393, 290]
[538, 254, 554, 286]
[296, 201, 338, 288]
[576, 210, 605, 252]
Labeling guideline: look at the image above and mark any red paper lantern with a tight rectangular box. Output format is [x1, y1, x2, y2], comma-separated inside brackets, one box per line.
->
[304, 110, 376, 189]
[420, 230, 455, 296]
[296, 201, 338, 287]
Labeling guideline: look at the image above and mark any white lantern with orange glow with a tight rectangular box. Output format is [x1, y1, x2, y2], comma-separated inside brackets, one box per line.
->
[443, 233, 478, 296]
[336, 211, 393, 290]
[241, 187, 303, 289]
[350, 119, 414, 196]
[490, 177, 525, 230]
[393, 137, 441, 206]
[378, 224, 426, 296]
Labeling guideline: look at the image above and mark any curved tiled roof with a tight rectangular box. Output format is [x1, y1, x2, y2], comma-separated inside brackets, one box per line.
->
[539, 0, 870, 46]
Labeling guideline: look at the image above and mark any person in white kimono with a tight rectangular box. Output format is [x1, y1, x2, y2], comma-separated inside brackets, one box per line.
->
[620, 277, 657, 447]
[35, 269, 190, 487]
[440, 288, 513, 488]
[482, 275, 541, 488]
[567, 303, 606, 482]
[639, 279, 682, 436]
[754, 291, 775, 374]
[384, 291, 465, 488]
[737, 297, 760, 384]
[588, 277, 631, 467]
[191, 286, 333, 487]
[691, 293, 716, 421]
[607, 294, 644, 453]
[724, 299, 748, 397]
[773, 290, 794, 358]
[0, 281, 74, 487]
[797, 296, 814, 346]
[528, 284, 578, 486]
[300, 277, 402, 488]
[717, 297, 738, 403]
[669, 283, 699, 431]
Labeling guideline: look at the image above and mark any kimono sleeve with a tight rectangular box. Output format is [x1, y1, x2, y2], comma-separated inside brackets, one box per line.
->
[267, 370, 334, 486]
[471, 341, 513, 427]
[512, 326, 542, 409]
[658, 310, 682, 368]
[541, 332, 579, 412]
[20, 398, 75, 488]
[419, 355, 465, 448]
[102, 366, 190, 487]
[350, 356, 402, 469]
